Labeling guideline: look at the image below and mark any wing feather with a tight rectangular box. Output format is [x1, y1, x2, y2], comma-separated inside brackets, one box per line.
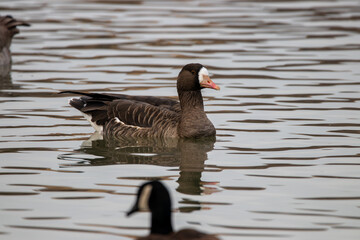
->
[62, 91, 180, 134]
[108, 99, 179, 128]
[61, 91, 179, 111]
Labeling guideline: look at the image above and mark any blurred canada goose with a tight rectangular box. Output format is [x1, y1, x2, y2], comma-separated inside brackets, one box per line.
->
[127, 181, 220, 240]
[0, 15, 30, 65]
[61, 63, 220, 138]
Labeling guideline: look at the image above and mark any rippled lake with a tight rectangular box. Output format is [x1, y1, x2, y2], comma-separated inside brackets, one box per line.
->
[1, 0, 360, 239]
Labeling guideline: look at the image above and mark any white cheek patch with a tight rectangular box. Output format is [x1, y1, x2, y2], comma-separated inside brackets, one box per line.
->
[198, 67, 209, 83]
[138, 184, 153, 211]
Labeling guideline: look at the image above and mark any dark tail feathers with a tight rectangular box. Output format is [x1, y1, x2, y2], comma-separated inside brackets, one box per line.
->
[59, 91, 118, 101]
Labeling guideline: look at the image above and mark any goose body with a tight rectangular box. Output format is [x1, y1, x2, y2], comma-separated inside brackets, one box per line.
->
[127, 181, 220, 240]
[62, 63, 219, 139]
[0, 15, 30, 65]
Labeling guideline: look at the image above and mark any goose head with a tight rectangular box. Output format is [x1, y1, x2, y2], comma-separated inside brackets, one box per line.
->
[177, 63, 220, 92]
[127, 181, 174, 235]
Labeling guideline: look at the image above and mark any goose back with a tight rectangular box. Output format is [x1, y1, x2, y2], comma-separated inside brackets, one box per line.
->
[63, 91, 181, 138]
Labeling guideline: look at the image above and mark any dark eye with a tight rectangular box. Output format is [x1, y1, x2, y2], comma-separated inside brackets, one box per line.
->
[191, 70, 196, 75]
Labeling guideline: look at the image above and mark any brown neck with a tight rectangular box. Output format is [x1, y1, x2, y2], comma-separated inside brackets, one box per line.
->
[178, 90, 205, 114]
[177, 90, 216, 138]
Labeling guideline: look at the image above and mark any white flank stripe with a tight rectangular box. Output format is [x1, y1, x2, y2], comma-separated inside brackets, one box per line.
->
[81, 112, 103, 133]
[113, 117, 144, 130]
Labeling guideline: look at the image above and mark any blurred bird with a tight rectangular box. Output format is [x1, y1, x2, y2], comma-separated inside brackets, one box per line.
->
[0, 15, 30, 65]
[127, 180, 220, 240]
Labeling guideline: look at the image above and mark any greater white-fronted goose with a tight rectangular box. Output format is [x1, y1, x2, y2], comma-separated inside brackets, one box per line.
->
[62, 63, 220, 138]
[127, 181, 220, 240]
[0, 15, 30, 65]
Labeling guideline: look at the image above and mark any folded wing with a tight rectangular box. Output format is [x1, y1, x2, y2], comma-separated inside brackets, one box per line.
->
[62, 91, 181, 137]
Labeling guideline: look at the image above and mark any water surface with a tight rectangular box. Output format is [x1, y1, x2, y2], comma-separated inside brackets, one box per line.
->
[0, 0, 360, 239]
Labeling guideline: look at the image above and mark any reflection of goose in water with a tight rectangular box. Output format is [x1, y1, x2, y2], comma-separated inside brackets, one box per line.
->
[61, 63, 220, 138]
[0, 15, 30, 81]
[59, 135, 216, 195]
[127, 181, 220, 240]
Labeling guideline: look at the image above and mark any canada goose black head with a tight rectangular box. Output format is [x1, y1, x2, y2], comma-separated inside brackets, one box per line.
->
[127, 180, 173, 235]
[127, 181, 221, 240]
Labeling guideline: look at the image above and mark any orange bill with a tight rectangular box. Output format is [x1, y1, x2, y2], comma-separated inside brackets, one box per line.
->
[200, 75, 220, 90]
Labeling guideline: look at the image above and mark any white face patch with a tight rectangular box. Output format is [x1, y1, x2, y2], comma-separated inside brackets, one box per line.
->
[198, 67, 209, 83]
[138, 184, 153, 211]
